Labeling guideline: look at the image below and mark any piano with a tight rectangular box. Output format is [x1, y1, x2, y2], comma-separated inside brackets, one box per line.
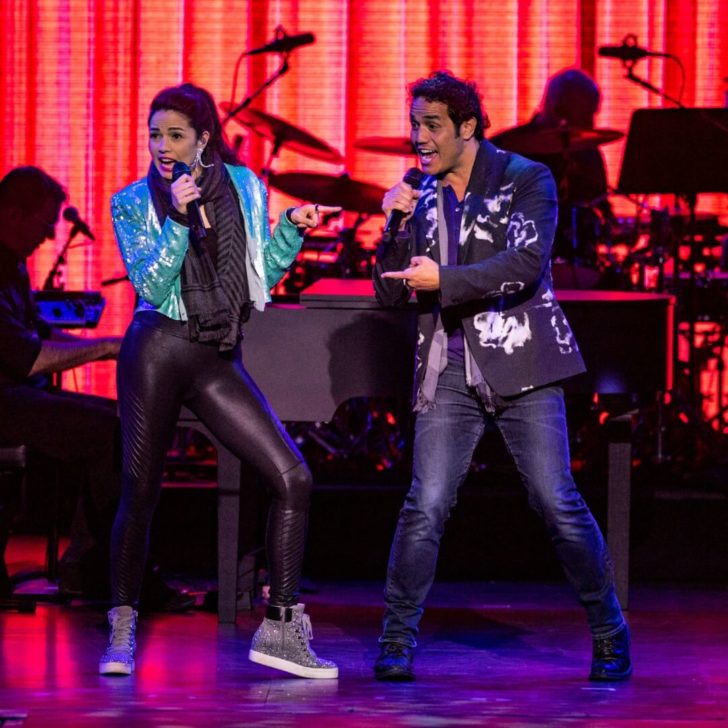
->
[242, 280, 673, 416]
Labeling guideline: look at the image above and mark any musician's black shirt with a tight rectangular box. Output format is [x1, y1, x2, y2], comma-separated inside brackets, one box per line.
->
[0, 244, 50, 388]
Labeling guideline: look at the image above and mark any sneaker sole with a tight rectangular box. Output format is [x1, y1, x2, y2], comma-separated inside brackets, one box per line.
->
[248, 649, 338, 679]
[374, 668, 415, 682]
[588, 666, 633, 681]
[99, 660, 135, 676]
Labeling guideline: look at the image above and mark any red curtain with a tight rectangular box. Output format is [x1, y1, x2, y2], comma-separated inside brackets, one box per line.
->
[1, 0, 727, 398]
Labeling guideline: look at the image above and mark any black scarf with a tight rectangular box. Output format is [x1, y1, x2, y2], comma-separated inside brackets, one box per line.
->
[147, 157, 250, 351]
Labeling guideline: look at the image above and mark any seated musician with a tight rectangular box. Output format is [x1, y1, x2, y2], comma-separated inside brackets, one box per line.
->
[0, 166, 189, 609]
[491, 68, 613, 268]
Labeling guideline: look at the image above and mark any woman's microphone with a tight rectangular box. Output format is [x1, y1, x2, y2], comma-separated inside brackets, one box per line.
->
[172, 162, 207, 239]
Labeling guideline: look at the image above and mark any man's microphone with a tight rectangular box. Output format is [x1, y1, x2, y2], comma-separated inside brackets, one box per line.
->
[598, 36, 662, 63]
[63, 207, 95, 240]
[247, 31, 315, 56]
[172, 162, 207, 240]
[383, 167, 425, 238]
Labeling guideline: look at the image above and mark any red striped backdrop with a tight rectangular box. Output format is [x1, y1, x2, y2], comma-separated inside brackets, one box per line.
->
[1, 0, 727, 401]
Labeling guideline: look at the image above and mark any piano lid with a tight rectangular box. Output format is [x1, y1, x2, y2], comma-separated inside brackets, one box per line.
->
[299, 278, 674, 308]
[300, 278, 381, 309]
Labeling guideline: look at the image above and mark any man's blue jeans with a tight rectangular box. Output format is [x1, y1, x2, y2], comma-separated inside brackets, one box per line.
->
[381, 360, 625, 646]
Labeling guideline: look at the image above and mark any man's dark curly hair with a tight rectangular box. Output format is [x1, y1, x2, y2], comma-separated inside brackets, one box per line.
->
[408, 71, 490, 141]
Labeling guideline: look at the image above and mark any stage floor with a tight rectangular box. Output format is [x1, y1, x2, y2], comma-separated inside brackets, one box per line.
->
[1, 581, 727, 727]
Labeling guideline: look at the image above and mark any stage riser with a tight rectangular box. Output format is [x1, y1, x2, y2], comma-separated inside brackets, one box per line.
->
[149, 478, 728, 585]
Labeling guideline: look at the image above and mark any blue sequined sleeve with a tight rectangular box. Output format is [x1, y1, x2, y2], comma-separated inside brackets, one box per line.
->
[249, 174, 303, 289]
[266, 211, 304, 288]
[111, 188, 189, 308]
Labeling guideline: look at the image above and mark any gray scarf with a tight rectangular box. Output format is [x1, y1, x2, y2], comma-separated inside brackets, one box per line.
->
[414, 181, 496, 413]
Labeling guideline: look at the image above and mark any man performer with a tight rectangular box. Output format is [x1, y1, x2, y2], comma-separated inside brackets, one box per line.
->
[371, 71, 631, 683]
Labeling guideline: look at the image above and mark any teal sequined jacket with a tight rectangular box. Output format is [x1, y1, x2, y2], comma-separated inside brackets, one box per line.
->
[111, 163, 303, 320]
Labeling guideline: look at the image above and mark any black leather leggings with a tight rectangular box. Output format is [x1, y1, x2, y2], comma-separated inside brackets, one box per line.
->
[112, 312, 311, 608]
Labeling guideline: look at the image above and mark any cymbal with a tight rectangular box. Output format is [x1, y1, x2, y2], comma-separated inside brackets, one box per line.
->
[491, 125, 623, 156]
[353, 136, 415, 156]
[220, 103, 343, 164]
[268, 171, 386, 215]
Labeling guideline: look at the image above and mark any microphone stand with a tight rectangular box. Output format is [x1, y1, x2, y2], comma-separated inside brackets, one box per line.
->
[42, 227, 82, 291]
[101, 274, 129, 286]
[222, 55, 290, 127]
[624, 65, 684, 108]
[40, 226, 86, 390]
[619, 54, 690, 440]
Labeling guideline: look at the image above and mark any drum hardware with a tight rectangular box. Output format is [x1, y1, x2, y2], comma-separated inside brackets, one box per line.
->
[623, 246, 668, 293]
[700, 321, 728, 435]
[550, 198, 638, 291]
[284, 218, 375, 294]
[219, 103, 343, 180]
[222, 25, 315, 130]
[616, 107, 728, 463]
[220, 94, 374, 290]
[600, 207, 726, 295]
[220, 104, 343, 165]
[231, 134, 246, 160]
[267, 169, 385, 290]
[614, 209, 674, 293]
[490, 122, 623, 157]
[286, 397, 412, 476]
[268, 170, 385, 215]
[334, 224, 374, 279]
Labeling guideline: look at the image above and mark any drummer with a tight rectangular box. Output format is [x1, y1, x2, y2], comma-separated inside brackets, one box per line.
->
[491, 68, 613, 268]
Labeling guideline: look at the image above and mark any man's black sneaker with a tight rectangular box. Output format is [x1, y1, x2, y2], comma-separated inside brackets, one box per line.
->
[374, 642, 415, 681]
[589, 624, 632, 681]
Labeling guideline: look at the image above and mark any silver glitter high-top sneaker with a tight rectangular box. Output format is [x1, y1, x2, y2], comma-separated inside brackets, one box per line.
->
[248, 604, 338, 679]
[99, 605, 138, 676]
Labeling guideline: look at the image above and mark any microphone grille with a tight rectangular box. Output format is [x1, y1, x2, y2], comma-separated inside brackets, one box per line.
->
[172, 161, 191, 180]
[403, 167, 424, 188]
[62, 206, 79, 222]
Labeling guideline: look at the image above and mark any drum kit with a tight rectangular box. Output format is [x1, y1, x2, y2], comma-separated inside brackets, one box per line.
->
[490, 124, 623, 157]
[224, 103, 616, 287]
[222, 102, 727, 304]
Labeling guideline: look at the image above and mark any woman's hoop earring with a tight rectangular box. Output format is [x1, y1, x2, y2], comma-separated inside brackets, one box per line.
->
[193, 146, 214, 170]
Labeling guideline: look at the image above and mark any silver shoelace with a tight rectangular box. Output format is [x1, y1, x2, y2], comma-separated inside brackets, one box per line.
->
[109, 612, 136, 649]
[298, 612, 313, 641]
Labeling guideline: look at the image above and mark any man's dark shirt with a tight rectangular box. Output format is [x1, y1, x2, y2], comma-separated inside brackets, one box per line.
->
[442, 185, 465, 363]
[0, 244, 50, 389]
